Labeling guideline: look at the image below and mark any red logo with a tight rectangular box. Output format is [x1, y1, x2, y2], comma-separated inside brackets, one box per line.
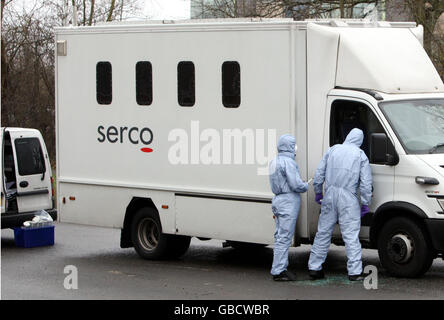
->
[140, 147, 153, 153]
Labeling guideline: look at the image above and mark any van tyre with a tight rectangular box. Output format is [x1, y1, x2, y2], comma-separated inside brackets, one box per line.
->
[131, 207, 168, 259]
[378, 217, 434, 278]
[131, 207, 191, 260]
[166, 235, 191, 259]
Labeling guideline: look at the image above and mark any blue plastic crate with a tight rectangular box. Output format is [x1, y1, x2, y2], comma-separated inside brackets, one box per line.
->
[13, 225, 55, 248]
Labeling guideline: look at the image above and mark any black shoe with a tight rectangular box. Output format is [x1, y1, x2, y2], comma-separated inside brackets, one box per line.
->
[308, 269, 325, 280]
[273, 270, 297, 281]
[348, 274, 365, 281]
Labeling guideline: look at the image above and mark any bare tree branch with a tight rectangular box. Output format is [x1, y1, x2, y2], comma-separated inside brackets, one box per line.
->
[88, 0, 95, 25]
[107, 0, 116, 21]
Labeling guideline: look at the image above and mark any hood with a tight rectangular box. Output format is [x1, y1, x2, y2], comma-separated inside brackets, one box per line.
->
[416, 153, 444, 176]
[344, 128, 364, 147]
[277, 134, 296, 154]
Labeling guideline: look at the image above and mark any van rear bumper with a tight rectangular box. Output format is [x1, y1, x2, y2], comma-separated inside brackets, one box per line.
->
[425, 218, 444, 252]
[1, 209, 57, 229]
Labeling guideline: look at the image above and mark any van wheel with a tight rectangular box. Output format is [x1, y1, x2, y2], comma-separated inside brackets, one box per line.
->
[131, 207, 169, 259]
[167, 235, 191, 259]
[131, 207, 191, 260]
[378, 217, 434, 278]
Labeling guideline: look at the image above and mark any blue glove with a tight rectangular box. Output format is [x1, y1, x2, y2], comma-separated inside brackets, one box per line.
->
[361, 205, 370, 218]
[315, 193, 323, 205]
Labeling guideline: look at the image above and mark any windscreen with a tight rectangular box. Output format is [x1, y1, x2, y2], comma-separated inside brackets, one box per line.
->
[379, 99, 444, 154]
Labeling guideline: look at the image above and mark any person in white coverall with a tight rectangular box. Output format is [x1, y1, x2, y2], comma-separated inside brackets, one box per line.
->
[269, 134, 309, 281]
[308, 128, 372, 281]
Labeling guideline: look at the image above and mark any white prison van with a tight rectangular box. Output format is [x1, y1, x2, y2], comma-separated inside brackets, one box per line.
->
[1, 127, 57, 228]
[55, 19, 444, 277]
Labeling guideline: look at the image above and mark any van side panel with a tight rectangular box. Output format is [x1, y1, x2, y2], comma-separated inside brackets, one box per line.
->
[175, 195, 273, 244]
[59, 182, 176, 232]
[306, 25, 340, 238]
[56, 25, 297, 241]
[294, 28, 308, 239]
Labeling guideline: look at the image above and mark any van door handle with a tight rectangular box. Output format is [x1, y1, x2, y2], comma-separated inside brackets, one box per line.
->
[19, 181, 29, 188]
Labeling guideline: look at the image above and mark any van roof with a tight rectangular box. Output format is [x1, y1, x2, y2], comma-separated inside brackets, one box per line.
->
[1, 127, 40, 134]
[308, 23, 444, 94]
[54, 18, 417, 34]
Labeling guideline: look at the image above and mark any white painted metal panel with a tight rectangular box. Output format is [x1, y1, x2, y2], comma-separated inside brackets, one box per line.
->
[57, 28, 292, 198]
[56, 23, 296, 242]
[175, 195, 274, 244]
[306, 24, 340, 239]
[395, 155, 444, 220]
[293, 29, 309, 239]
[8, 129, 53, 213]
[336, 26, 444, 93]
[59, 182, 177, 232]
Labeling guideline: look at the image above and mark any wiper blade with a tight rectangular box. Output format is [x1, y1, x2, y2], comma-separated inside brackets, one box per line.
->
[429, 143, 444, 154]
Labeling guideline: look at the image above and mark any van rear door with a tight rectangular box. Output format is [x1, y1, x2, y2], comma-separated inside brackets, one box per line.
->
[1, 128, 5, 214]
[9, 130, 52, 213]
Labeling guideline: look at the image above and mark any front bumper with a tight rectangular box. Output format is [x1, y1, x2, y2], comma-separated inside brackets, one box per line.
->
[1, 209, 57, 229]
[424, 218, 444, 252]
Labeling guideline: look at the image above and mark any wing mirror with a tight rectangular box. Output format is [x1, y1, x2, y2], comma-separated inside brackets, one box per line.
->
[370, 133, 399, 166]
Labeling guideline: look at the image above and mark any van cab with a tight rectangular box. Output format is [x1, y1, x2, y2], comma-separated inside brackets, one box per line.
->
[1, 127, 57, 228]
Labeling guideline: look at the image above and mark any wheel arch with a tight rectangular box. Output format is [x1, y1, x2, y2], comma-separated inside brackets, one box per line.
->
[120, 197, 158, 248]
[369, 201, 428, 248]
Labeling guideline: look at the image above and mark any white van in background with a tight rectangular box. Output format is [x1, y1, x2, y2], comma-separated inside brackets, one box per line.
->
[55, 19, 444, 277]
[1, 127, 57, 228]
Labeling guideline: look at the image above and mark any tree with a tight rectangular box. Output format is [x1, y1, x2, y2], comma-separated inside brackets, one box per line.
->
[190, 0, 380, 20]
[388, 1, 444, 80]
[0, 0, 144, 164]
[48, 0, 143, 26]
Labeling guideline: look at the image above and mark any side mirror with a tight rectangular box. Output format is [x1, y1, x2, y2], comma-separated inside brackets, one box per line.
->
[370, 133, 399, 166]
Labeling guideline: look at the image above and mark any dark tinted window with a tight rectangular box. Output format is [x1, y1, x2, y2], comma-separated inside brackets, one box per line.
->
[136, 61, 153, 105]
[14, 138, 46, 176]
[96, 61, 112, 105]
[222, 61, 241, 108]
[177, 61, 195, 107]
[330, 99, 386, 162]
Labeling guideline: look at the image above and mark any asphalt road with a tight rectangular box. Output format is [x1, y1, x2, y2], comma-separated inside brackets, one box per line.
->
[1, 222, 444, 300]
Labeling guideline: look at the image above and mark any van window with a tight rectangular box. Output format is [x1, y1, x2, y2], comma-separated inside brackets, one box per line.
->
[222, 61, 241, 108]
[330, 99, 386, 163]
[14, 138, 46, 176]
[96, 61, 112, 105]
[136, 61, 153, 105]
[380, 99, 444, 154]
[178, 61, 195, 107]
